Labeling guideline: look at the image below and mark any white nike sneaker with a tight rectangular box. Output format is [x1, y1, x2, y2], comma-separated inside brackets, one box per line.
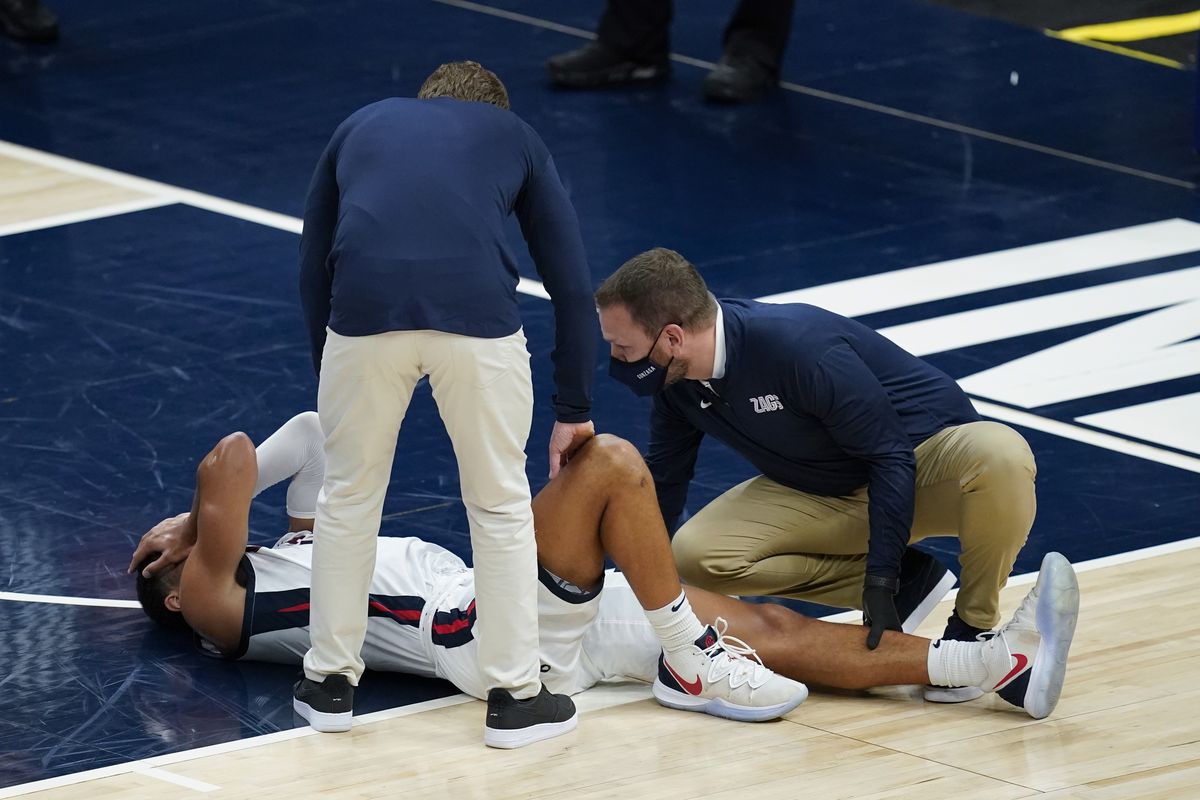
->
[977, 552, 1080, 719]
[652, 618, 808, 722]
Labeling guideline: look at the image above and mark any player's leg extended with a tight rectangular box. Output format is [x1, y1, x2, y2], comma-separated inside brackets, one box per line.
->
[682, 586, 930, 689]
[683, 552, 1079, 719]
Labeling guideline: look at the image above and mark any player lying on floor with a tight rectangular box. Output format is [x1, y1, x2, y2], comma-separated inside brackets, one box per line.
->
[131, 413, 1079, 740]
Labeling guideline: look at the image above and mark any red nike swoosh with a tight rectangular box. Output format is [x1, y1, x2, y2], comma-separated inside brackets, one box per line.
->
[997, 653, 1029, 689]
[664, 661, 703, 696]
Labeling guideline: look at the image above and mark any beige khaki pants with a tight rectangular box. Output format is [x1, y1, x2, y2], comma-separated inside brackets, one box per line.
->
[303, 328, 542, 699]
[671, 422, 1036, 629]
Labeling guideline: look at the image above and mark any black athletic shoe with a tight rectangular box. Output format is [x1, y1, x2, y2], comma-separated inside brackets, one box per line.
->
[293, 674, 354, 732]
[701, 42, 779, 104]
[0, 0, 59, 42]
[546, 41, 670, 88]
[894, 547, 957, 633]
[925, 610, 992, 703]
[484, 685, 578, 749]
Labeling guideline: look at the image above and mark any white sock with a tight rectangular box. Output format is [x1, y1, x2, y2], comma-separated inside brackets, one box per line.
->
[644, 590, 707, 653]
[253, 411, 326, 518]
[927, 639, 988, 687]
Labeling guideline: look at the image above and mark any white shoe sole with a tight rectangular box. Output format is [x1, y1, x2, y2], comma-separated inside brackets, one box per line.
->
[1023, 551, 1080, 719]
[924, 685, 985, 703]
[293, 697, 352, 733]
[902, 570, 958, 634]
[651, 679, 809, 722]
[484, 714, 578, 749]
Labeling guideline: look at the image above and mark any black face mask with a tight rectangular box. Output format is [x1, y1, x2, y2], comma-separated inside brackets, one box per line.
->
[609, 326, 675, 397]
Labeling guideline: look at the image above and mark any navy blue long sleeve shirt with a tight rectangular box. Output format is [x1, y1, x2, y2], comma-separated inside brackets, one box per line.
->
[298, 97, 596, 422]
[648, 299, 980, 580]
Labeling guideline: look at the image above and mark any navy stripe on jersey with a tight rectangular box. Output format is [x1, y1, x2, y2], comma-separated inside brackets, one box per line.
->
[246, 589, 428, 637]
[229, 554, 257, 659]
[431, 601, 476, 649]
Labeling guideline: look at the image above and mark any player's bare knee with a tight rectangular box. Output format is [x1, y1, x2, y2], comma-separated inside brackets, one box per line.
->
[579, 434, 649, 485]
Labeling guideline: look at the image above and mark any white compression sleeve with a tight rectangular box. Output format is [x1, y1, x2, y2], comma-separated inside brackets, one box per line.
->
[252, 411, 326, 519]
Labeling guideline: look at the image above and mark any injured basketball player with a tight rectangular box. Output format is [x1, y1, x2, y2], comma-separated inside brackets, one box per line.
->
[130, 413, 1079, 741]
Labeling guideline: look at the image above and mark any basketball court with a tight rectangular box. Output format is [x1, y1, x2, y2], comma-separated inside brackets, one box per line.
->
[1, 0, 1197, 796]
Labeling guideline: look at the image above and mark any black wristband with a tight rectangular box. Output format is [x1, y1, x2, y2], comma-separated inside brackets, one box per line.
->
[864, 575, 900, 594]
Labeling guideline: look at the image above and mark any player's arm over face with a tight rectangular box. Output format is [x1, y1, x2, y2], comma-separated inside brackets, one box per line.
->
[176, 432, 259, 650]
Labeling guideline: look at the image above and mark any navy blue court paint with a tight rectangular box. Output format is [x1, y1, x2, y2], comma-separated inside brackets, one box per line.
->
[1, 0, 1197, 789]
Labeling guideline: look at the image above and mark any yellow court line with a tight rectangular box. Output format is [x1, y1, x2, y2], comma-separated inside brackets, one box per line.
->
[1055, 10, 1200, 42]
[1043, 29, 1185, 69]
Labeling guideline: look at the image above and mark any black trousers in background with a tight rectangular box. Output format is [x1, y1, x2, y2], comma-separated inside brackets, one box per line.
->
[596, 0, 796, 65]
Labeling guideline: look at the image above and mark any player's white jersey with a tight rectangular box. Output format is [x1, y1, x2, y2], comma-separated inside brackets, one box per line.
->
[200, 531, 663, 699]
[203, 532, 474, 680]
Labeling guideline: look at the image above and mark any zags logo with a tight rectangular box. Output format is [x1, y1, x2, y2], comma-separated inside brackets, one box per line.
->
[750, 394, 783, 414]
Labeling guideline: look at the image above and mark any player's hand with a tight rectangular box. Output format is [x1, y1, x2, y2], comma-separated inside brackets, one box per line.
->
[128, 512, 197, 578]
[862, 584, 903, 650]
[548, 420, 595, 480]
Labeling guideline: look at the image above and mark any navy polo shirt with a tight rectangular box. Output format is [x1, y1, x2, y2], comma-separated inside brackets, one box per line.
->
[648, 298, 981, 579]
[298, 97, 595, 422]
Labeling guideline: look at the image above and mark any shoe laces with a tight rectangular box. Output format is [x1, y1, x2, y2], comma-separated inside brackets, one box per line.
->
[702, 617, 773, 690]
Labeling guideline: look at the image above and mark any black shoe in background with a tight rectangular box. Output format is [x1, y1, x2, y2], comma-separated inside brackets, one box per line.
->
[546, 41, 670, 88]
[484, 684, 578, 749]
[702, 41, 779, 104]
[894, 547, 957, 632]
[0, 0, 59, 42]
[293, 674, 354, 732]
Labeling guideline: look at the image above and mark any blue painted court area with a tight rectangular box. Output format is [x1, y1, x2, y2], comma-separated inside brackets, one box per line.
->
[1, 0, 1197, 788]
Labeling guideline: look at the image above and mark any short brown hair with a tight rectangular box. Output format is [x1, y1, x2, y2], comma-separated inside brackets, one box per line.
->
[418, 61, 510, 109]
[595, 248, 716, 337]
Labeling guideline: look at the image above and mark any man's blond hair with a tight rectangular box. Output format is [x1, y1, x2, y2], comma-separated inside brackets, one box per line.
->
[418, 61, 510, 109]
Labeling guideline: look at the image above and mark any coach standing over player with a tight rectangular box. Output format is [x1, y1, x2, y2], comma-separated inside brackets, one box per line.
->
[296, 61, 596, 748]
[595, 248, 1038, 703]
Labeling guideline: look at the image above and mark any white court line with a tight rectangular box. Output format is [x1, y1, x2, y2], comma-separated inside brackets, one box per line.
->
[134, 768, 219, 794]
[3, 536, 1198, 800]
[0, 591, 141, 609]
[0, 196, 175, 238]
[0, 139, 551, 298]
[430, 0, 1194, 191]
[1, 133, 1182, 473]
[0, 140, 302, 235]
[971, 400, 1200, 474]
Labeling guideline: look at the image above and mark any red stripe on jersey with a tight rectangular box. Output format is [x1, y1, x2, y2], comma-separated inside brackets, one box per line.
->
[368, 600, 422, 621]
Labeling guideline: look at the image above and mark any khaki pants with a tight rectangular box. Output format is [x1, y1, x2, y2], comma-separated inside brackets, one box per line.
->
[671, 422, 1036, 629]
[303, 328, 541, 699]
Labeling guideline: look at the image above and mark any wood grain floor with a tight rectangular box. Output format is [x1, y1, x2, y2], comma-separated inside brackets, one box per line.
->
[2, 546, 1192, 800]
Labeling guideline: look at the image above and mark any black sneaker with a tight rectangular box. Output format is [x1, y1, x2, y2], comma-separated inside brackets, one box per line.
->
[484, 685, 578, 749]
[701, 42, 779, 104]
[546, 42, 670, 88]
[0, 0, 59, 42]
[925, 610, 992, 703]
[293, 674, 354, 732]
[894, 547, 957, 633]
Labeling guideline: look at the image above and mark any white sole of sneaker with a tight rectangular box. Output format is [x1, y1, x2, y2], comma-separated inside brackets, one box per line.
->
[923, 685, 985, 704]
[902, 570, 958, 634]
[651, 679, 809, 722]
[1023, 552, 1080, 719]
[484, 714, 578, 749]
[293, 697, 352, 733]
